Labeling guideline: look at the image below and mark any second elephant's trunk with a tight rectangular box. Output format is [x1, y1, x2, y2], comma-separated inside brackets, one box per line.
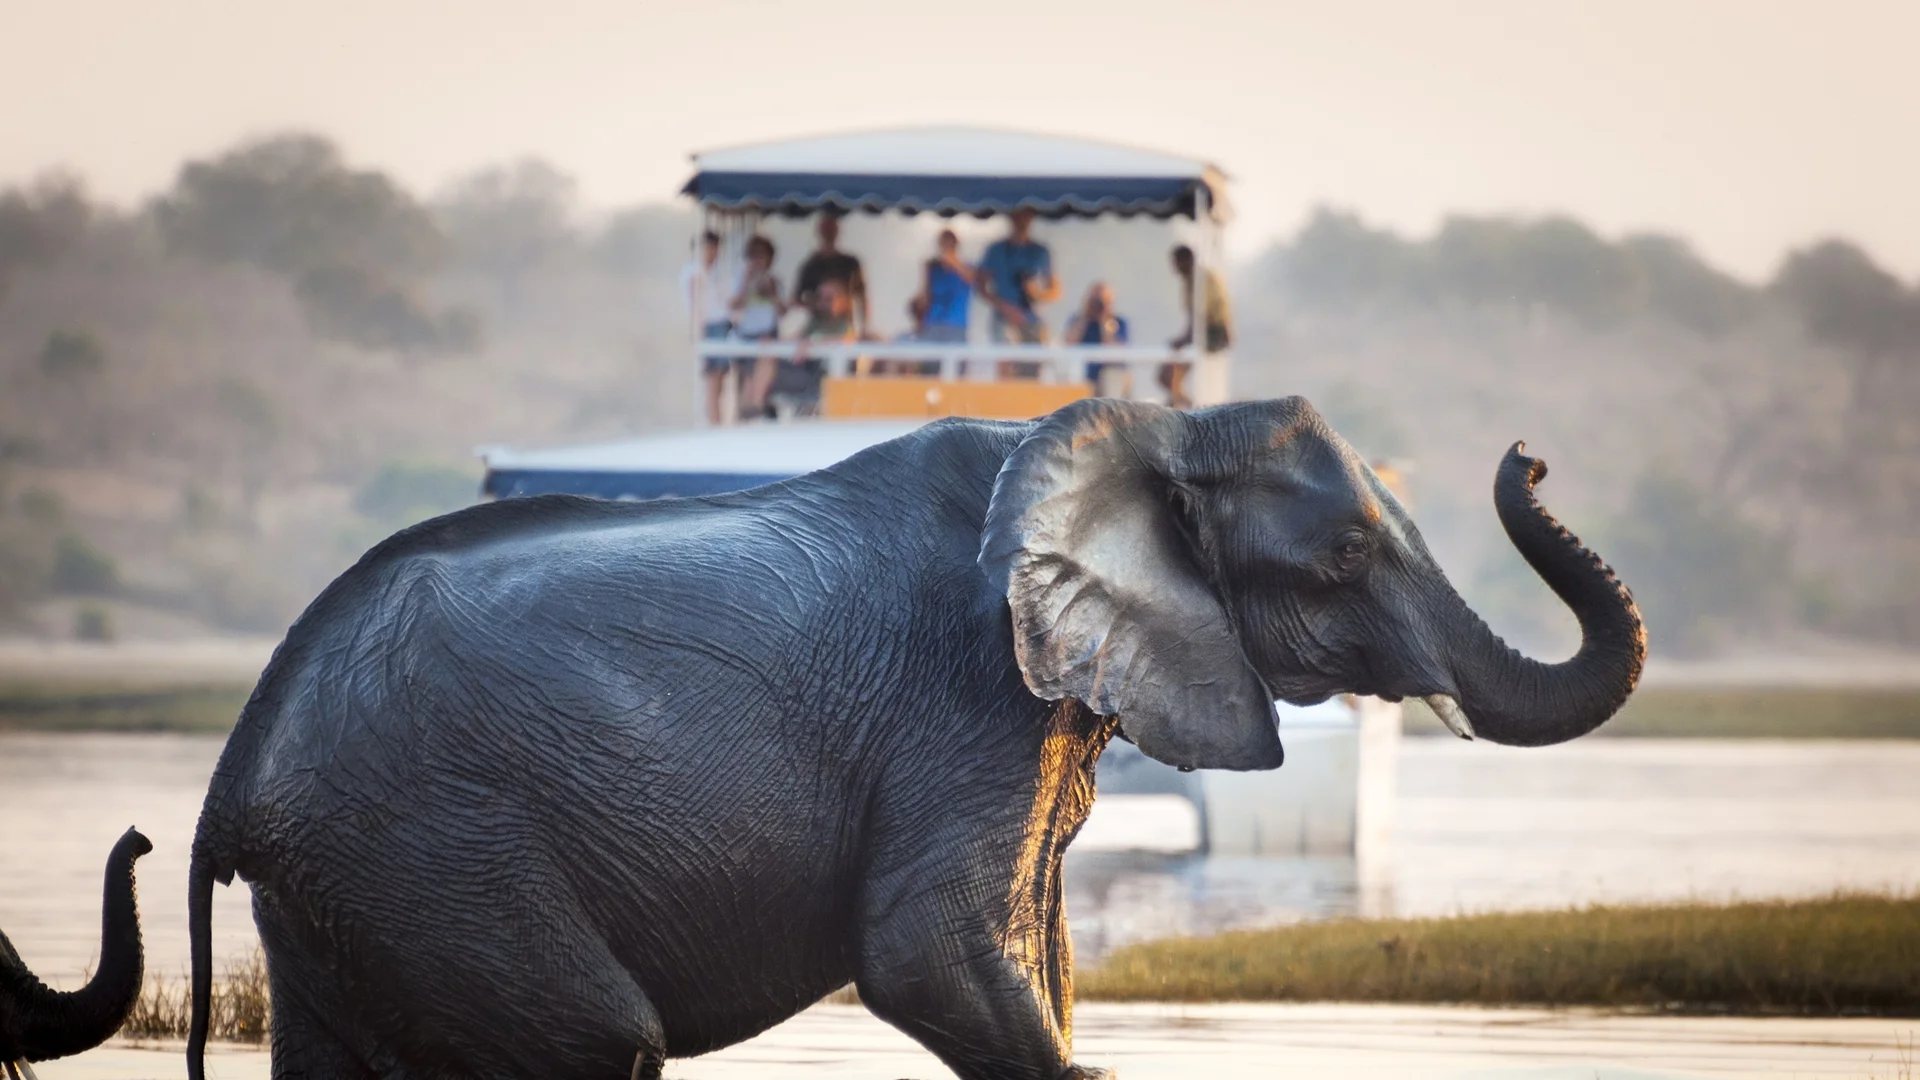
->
[8, 827, 151, 1062]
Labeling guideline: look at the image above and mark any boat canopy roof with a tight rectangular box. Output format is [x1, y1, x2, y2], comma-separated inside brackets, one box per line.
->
[479, 419, 927, 501]
[682, 125, 1230, 222]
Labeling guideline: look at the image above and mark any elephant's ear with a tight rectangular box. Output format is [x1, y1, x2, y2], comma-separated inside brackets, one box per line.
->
[980, 399, 1283, 771]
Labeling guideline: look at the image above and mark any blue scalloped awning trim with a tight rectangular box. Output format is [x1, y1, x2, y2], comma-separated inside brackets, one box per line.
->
[681, 172, 1210, 219]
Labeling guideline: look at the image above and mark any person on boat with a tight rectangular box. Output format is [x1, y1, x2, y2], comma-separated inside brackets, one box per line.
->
[803, 278, 858, 342]
[917, 228, 974, 344]
[779, 277, 859, 416]
[729, 234, 785, 420]
[978, 208, 1060, 377]
[875, 295, 941, 376]
[1063, 281, 1131, 396]
[1162, 243, 1233, 409]
[680, 229, 735, 425]
[791, 212, 868, 338]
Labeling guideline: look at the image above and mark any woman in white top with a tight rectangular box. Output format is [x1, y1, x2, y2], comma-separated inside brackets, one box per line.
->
[681, 231, 735, 425]
[730, 235, 785, 421]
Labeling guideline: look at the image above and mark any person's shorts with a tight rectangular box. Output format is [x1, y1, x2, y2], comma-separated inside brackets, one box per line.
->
[699, 321, 735, 375]
[919, 322, 968, 344]
[992, 316, 1047, 346]
[1085, 359, 1128, 386]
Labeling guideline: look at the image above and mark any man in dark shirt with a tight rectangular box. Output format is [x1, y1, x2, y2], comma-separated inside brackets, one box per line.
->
[791, 212, 868, 338]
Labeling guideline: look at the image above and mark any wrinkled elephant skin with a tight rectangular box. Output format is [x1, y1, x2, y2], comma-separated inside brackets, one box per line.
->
[187, 398, 1643, 1080]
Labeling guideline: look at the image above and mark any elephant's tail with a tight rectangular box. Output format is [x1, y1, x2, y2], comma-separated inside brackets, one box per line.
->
[186, 845, 215, 1080]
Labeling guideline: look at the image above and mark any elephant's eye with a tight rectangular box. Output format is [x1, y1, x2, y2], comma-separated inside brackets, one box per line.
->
[1332, 534, 1370, 578]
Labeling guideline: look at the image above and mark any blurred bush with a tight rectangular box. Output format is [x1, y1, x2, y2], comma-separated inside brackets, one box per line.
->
[155, 134, 478, 356]
[1258, 207, 1758, 336]
[39, 328, 106, 379]
[52, 533, 119, 595]
[352, 460, 480, 529]
[73, 604, 113, 642]
[1598, 470, 1795, 657]
[0, 173, 90, 302]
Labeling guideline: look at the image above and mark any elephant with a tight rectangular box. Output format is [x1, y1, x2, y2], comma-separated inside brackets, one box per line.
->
[186, 397, 1643, 1080]
[2, 827, 152, 1078]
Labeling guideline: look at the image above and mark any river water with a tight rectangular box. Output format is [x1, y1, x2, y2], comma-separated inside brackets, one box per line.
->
[3, 733, 1918, 986]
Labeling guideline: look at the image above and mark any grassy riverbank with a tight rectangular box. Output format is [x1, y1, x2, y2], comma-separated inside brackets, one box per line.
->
[8, 679, 1916, 738]
[1080, 895, 1920, 1015]
[140, 896, 1918, 1044]
[0, 679, 250, 733]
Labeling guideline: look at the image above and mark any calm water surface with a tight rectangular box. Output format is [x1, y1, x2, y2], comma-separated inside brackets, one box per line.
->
[3, 733, 1918, 984]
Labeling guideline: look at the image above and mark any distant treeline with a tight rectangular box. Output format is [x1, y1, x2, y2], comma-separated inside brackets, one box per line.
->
[0, 132, 1916, 660]
[1237, 209, 1920, 656]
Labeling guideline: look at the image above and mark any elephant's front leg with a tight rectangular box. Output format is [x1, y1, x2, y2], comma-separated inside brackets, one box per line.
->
[857, 702, 1114, 1079]
[855, 864, 1108, 1080]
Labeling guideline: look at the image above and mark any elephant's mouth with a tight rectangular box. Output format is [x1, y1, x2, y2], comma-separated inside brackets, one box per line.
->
[1267, 671, 1478, 741]
[1263, 668, 1356, 709]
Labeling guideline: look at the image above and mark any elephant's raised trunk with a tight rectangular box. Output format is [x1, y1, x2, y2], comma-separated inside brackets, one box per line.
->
[1439, 444, 1646, 746]
[7, 828, 151, 1062]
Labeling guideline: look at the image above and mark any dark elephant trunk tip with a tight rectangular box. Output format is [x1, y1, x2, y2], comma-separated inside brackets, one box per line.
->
[1445, 442, 1647, 748]
[12, 827, 151, 1063]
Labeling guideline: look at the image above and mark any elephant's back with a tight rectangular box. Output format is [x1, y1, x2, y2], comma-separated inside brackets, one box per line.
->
[215, 494, 883, 1051]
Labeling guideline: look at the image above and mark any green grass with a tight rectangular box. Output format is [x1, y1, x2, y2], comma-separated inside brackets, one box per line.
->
[1079, 895, 1920, 1016]
[4, 680, 1917, 739]
[0, 679, 250, 733]
[1403, 686, 1920, 739]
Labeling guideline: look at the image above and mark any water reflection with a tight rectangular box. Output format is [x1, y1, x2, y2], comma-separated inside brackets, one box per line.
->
[1062, 737, 1920, 963]
[1066, 853, 1358, 961]
[4, 733, 1920, 985]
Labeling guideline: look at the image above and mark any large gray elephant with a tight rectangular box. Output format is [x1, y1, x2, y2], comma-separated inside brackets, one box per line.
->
[2, 827, 151, 1077]
[187, 397, 1643, 1080]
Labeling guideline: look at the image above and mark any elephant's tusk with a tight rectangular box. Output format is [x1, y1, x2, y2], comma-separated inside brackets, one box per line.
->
[1425, 694, 1476, 741]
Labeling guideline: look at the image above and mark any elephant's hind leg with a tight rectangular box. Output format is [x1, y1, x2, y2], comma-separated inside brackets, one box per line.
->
[268, 990, 379, 1080]
[254, 901, 381, 1080]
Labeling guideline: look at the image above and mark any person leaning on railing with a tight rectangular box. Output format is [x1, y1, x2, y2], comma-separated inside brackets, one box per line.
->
[1062, 281, 1131, 398]
[729, 234, 786, 420]
[1163, 243, 1233, 409]
[918, 228, 974, 346]
[978, 208, 1060, 379]
[867, 228, 974, 377]
[783, 278, 862, 416]
[791, 211, 868, 338]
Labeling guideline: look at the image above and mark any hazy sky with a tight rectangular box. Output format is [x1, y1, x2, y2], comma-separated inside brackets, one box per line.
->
[7, 0, 1917, 279]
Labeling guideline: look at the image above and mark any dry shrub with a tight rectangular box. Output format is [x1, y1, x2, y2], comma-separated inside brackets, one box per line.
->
[122, 949, 271, 1043]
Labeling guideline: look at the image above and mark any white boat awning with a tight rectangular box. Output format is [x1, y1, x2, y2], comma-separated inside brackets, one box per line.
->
[683, 125, 1230, 222]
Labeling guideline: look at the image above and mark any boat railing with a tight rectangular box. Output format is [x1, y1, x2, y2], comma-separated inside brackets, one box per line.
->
[692, 339, 1210, 387]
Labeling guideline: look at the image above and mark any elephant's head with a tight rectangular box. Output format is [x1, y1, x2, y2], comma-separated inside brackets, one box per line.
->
[979, 397, 1645, 770]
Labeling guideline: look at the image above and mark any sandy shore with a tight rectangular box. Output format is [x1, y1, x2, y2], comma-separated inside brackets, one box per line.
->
[32, 1004, 1918, 1080]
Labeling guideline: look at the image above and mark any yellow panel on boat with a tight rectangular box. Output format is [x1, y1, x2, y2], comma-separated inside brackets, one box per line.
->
[821, 377, 1089, 420]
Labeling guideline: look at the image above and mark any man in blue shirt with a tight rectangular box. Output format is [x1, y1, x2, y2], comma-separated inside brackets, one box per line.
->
[978, 208, 1060, 352]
